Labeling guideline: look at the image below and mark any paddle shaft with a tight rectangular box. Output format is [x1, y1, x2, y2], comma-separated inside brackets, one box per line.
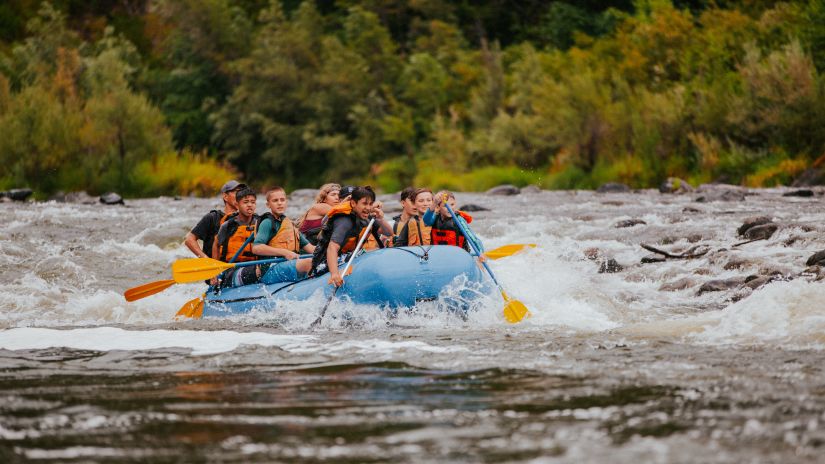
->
[311, 218, 376, 328]
[443, 203, 501, 287]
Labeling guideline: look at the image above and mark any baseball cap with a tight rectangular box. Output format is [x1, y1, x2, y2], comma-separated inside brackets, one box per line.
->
[220, 180, 247, 193]
[339, 185, 356, 198]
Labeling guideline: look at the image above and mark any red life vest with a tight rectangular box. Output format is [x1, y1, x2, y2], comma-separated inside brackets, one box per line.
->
[430, 211, 472, 247]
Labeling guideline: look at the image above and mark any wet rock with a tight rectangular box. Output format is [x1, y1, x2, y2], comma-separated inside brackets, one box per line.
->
[686, 233, 704, 243]
[741, 275, 774, 291]
[459, 204, 489, 212]
[520, 184, 542, 194]
[601, 200, 624, 206]
[289, 188, 319, 199]
[596, 182, 631, 193]
[598, 258, 624, 273]
[695, 188, 746, 202]
[783, 189, 814, 197]
[583, 247, 601, 261]
[659, 277, 696, 291]
[805, 250, 825, 266]
[743, 223, 778, 240]
[99, 192, 124, 205]
[659, 177, 693, 194]
[737, 216, 773, 236]
[0, 188, 33, 201]
[697, 277, 747, 295]
[682, 206, 702, 214]
[173, 195, 182, 201]
[615, 219, 647, 228]
[641, 254, 666, 264]
[758, 264, 793, 277]
[723, 256, 754, 270]
[486, 184, 520, 196]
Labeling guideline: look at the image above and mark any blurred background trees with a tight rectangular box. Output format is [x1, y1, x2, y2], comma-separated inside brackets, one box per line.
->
[1, 0, 823, 196]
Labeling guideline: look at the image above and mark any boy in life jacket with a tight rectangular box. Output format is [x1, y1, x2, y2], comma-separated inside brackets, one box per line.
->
[213, 188, 259, 286]
[239, 187, 316, 285]
[394, 188, 433, 247]
[310, 186, 394, 287]
[184, 180, 246, 258]
[422, 190, 472, 252]
[388, 187, 416, 247]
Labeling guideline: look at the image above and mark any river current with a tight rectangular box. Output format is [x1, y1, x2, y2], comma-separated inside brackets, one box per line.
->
[1, 188, 824, 463]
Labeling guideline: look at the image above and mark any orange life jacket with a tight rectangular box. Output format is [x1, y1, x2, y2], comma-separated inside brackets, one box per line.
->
[260, 213, 301, 253]
[430, 211, 472, 248]
[218, 215, 257, 262]
[407, 216, 432, 246]
[310, 203, 378, 273]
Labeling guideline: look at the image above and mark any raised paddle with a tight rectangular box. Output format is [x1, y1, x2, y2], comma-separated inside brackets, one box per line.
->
[310, 218, 375, 328]
[483, 243, 536, 260]
[124, 279, 176, 302]
[444, 203, 530, 324]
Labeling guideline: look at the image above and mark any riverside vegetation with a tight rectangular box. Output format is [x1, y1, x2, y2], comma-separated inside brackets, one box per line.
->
[1, 0, 824, 197]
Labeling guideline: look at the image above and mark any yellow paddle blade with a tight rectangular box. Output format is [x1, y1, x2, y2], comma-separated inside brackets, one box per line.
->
[172, 257, 234, 283]
[483, 244, 537, 260]
[502, 291, 530, 324]
[124, 279, 176, 302]
[175, 296, 204, 320]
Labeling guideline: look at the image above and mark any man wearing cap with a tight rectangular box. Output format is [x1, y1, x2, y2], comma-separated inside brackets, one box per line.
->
[183, 180, 247, 258]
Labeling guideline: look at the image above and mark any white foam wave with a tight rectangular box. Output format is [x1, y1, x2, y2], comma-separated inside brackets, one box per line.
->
[0, 327, 469, 357]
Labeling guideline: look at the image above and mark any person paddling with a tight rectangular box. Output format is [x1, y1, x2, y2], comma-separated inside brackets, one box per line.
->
[423, 190, 473, 252]
[394, 188, 433, 247]
[310, 186, 393, 286]
[227, 187, 316, 286]
[184, 180, 246, 258]
[298, 183, 341, 245]
[213, 188, 258, 286]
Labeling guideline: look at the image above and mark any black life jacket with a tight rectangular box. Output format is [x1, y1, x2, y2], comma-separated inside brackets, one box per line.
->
[430, 215, 467, 249]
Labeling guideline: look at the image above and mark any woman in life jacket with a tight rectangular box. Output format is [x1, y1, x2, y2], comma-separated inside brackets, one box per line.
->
[394, 188, 433, 247]
[213, 188, 259, 286]
[422, 190, 473, 252]
[297, 183, 341, 245]
[310, 186, 394, 287]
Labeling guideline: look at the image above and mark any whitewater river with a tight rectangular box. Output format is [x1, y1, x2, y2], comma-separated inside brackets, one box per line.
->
[1, 188, 824, 463]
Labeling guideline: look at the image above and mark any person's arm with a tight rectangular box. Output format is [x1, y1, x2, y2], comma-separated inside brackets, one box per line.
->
[370, 203, 394, 236]
[422, 208, 436, 226]
[327, 242, 342, 286]
[184, 232, 208, 258]
[299, 233, 316, 253]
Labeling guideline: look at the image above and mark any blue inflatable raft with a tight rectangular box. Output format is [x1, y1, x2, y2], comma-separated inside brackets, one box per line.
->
[202, 245, 492, 317]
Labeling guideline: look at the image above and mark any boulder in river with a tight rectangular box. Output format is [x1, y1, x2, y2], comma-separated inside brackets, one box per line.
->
[805, 250, 825, 266]
[485, 184, 520, 196]
[614, 219, 646, 228]
[658, 277, 696, 291]
[520, 184, 542, 194]
[459, 204, 490, 212]
[742, 223, 778, 240]
[682, 206, 702, 214]
[659, 177, 693, 194]
[0, 188, 33, 202]
[741, 275, 774, 291]
[695, 189, 746, 202]
[782, 189, 814, 197]
[596, 182, 631, 193]
[598, 258, 624, 274]
[696, 276, 747, 295]
[100, 192, 124, 205]
[641, 254, 666, 264]
[737, 216, 773, 236]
